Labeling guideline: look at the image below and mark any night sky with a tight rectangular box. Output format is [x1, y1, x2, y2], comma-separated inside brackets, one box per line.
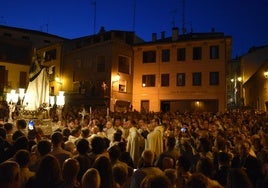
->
[1, 0, 267, 58]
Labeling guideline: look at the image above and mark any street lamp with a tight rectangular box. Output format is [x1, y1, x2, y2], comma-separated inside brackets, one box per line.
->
[231, 76, 242, 106]
[111, 73, 120, 112]
[56, 91, 65, 123]
[264, 71, 268, 79]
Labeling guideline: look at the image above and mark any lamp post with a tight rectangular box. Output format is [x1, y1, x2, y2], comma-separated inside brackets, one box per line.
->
[6, 89, 19, 122]
[56, 91, 65, 123]
[111, 73, 120, 112]
[231, 76, 242, 107]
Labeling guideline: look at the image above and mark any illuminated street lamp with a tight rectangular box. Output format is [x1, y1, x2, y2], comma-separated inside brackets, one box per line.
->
[56, 91, 65, 123]
[6, 89, 19, 122]
[231, 76, 242, 106]
[111, 73, 120, 112]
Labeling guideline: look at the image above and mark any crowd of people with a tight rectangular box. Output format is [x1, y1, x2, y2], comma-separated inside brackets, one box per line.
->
[1, 103, 268, 188]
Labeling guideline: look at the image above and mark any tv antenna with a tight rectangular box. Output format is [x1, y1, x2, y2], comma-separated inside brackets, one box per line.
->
[92, 1, 97, 34]
[182, 0, 186, 34]
[132, 0, 136, 32]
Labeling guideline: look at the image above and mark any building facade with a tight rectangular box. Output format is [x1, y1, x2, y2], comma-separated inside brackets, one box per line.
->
[132, 28, 232, 112]
[0, 25, 66, 100]
[241, 46, 268, 110]
[59, 29, 143, 111]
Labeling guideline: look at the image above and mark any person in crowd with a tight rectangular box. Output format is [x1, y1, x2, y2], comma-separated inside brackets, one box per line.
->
[108, 145, 133, 188]
[3, 122, 14, 144]
[130, 149, 164, 188]
[126, 120, 143, 167]
[68, 126, 81, 143]
[145, 118, 164, 158]
[231, 139, 262, 187]
[164, 169, 177, 188]
[92, 155, 114, 188]
[26, 154, 64, 188]
[14, 149, 35, 187]
[0, 160, 21, 188]
[73, 138, 93, 182]
[140, 174, 173, 188]
[105, 120, 116, 142]
[62, 158, 80, 188]
[81, 168, 101, 188]
[16, 119, 28, 135]
[112, 163, 129, 188]
[226, 168, 253, 188]
[176, 154, 192, 188]
[155, 136, 180, 170]
[213, 151, 232, 187]
[29, 139, 51, 172]
[50, 131, 73, 169]
[109, 130, 123, 148]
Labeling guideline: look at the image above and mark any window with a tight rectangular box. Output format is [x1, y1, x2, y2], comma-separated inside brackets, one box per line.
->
[45, 49, 57, 61]
[210, 45, 219, 59]
[118, 56, 130, 74]
[210, 72, 219, 85]
[119, 80, 127, 92]
[161, 74, 169, 87]
[161, 49, 170, 62]
[176, 73, 185, 86]
[143, 50, 156, 63]
[177, 48, 186, 61]
[192, 72, 202, 86]
[97, 56, 105, 72]
[193, 47, 202, 60]
[142, 75, 155, 87]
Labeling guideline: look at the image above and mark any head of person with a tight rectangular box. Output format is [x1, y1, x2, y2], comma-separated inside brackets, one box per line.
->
[142, 149, 155, 166]
[76, 138, 89, 155]
[62, 158, 80, 185]
[14, 149, 31, 168]
[37, 139, 52, 156]
[91, 136, 105, 154]
[51, 131, 64, 147]
[16, 119, 27, 130]
[0, 161, 21, 188]
[82, 168, 101, 188]
[35, 154, 63, 186]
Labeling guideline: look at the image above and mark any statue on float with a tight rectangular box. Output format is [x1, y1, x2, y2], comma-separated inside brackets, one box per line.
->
[24, 49, 50, 111]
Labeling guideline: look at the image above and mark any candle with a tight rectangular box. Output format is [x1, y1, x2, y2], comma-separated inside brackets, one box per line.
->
[107, 107, 109, 117]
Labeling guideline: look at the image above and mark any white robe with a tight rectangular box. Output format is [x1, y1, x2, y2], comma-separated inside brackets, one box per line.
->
[145, 125, 164, 158]
[24, 68, 49, 110]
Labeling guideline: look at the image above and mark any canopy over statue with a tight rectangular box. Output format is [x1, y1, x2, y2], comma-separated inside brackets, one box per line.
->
[24, 49, 49, 110]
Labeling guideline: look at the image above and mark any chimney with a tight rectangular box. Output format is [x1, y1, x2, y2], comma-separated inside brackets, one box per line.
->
[211, 27, 215, 32]
[152, 33, 157, 42]
[172, 27, 179, 41]
[161, 31, 165, 39]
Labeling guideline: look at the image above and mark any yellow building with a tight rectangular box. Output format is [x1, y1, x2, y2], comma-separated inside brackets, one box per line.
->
[132, 28, 232, 112]
[241, 46, 268, 110]
[60, 29, 143, 111]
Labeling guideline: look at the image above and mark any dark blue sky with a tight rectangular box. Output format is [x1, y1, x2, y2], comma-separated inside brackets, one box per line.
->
[1, 0, 267, 58]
